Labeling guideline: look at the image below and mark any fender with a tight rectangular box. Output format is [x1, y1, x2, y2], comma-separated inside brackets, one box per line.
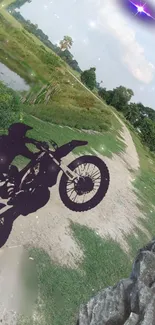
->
[46, 160, 61, 187]
[54, 140, 88, 160]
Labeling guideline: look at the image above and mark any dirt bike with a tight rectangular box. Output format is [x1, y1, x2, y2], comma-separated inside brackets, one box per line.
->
[0, 139, 110, 247]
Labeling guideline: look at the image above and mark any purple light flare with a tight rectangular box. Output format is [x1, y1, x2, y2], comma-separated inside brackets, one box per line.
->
[128, 0, 155, 19]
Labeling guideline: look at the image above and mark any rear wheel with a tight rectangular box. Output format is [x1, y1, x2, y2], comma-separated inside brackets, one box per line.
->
[59, 155, 110, 212]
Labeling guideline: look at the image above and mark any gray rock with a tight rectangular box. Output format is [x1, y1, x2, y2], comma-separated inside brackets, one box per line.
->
[76, 239, 155, 325]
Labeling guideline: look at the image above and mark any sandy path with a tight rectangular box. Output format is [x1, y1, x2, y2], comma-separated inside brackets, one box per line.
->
[0, 114, 150, 270]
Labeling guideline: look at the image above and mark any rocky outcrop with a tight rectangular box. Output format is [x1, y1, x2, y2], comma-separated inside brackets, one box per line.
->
[76, 238, 155, 325]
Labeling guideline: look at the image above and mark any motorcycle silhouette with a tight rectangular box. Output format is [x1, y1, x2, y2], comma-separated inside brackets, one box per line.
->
[0, 139, 110, 247]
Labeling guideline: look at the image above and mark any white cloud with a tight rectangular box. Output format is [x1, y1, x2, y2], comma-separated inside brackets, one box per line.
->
[96, 0, 155, 83]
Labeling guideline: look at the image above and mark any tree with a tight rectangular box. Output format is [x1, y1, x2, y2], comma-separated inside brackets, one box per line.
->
[98, 82, 155, 152]
[57, 49, 73, 61]
[80, 67, 96, 90]
[98, 87, 112, 104]
[145, 106, 155, 121]
[124, 103, 140, 127]
[98, 87, 107, 100]
[98, 85, 134, 110]
[59, 36, 73, 51]
[110, 86, 134, 111]
[140, 118, 155, 151]
[34, 23, 38, 30]
[125, 102, 150, 130]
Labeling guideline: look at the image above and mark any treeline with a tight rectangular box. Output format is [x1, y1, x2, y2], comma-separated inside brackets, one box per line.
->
[7, 8, 82, 74]
[7, 0, 31, 10]
[98, 86, 155, 152]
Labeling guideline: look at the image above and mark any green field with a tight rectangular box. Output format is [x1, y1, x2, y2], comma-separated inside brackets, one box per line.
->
[1, 2, 155, 325]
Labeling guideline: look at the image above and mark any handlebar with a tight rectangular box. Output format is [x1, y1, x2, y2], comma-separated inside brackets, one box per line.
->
[36, 139, 58, 151]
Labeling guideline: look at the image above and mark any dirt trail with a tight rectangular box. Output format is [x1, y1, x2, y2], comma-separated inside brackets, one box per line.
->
[0, 111, 150, 325]
[113, 112, 139, 171]
[1, 114, 150, 269]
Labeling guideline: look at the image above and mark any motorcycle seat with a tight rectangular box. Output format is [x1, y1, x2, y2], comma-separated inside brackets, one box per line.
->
[71, 140, 88, 147]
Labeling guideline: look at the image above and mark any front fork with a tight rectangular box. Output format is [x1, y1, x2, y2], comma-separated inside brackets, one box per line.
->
[52, 156, 78, 182]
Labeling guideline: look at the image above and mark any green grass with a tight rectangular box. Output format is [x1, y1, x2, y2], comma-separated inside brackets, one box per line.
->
[112, 110, 155, 236]
[0, 112, 124, 173]
[0, 2, 23, 28]
[130, 131, 155, 239]
[1, 0, 17, 6]
[18, 224, 132, 325]
[19, 114, 125, 159]
[114, 113, 155, 244]
[24, 100, 121, 131]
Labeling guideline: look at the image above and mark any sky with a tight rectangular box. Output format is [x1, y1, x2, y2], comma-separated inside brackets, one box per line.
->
[20, 0, 155, 109]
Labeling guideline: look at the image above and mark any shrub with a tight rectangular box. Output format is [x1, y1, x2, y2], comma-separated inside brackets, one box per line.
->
[0, 81, 21, 129]
[80, 67, 96, 91]
[75, 95, 95, 110]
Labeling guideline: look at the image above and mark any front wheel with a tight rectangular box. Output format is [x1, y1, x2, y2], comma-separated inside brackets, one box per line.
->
[59, 155, 110, 212]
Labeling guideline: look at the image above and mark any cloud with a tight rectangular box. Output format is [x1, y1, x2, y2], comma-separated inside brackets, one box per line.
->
[96, 0, 155, 83]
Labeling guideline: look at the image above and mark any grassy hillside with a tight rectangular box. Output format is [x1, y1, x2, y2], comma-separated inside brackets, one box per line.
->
[0, 12, 120, 134]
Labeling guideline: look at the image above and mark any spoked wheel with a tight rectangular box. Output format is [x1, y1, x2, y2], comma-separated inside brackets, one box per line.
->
[59, 155, 110, 212]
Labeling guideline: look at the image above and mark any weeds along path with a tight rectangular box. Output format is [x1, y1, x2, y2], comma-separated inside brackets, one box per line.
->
[67, 70, 139, 170]
[3, 107, 151, 268]
[113, 112, 140, 171]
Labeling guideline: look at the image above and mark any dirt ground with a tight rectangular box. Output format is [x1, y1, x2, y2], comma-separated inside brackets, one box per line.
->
[2, 115, 150, 266]
[0, 116, 151, 324]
